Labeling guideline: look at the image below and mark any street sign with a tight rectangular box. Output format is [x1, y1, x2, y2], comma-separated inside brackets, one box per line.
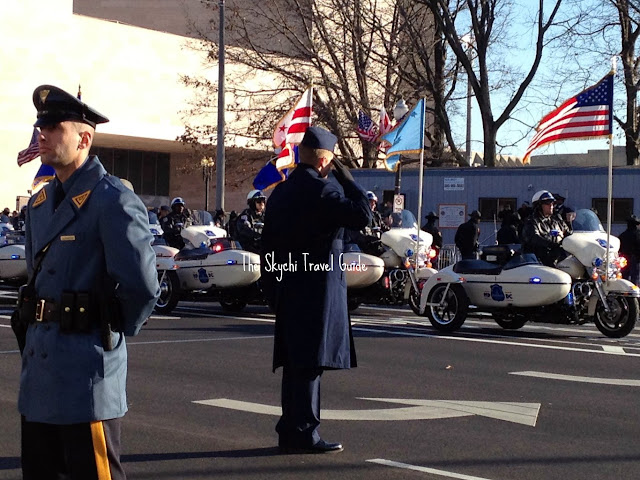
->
[393, 194, 404, 213]
[193, 397, 541, 426]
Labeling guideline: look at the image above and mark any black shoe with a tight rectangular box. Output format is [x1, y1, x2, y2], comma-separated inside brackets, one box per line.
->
[279, 439, 344, 454]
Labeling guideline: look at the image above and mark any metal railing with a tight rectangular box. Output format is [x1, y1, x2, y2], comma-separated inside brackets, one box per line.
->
[436, 244, 460, 270]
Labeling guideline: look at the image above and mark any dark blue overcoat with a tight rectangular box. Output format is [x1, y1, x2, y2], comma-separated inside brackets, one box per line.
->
[261, 163, 371, 371]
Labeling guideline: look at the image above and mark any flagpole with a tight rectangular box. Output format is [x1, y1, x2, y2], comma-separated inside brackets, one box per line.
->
[415, 99, 426, 267]
[605, 133, 613, 286]
[605, 61, 616, 285]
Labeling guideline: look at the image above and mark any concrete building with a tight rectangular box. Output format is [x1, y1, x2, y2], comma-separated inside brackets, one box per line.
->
[1, 0, 275, 213]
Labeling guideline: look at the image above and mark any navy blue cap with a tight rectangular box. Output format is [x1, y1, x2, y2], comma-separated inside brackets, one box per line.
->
[33, 85, 109, 128]
[300, 126, 337, 152]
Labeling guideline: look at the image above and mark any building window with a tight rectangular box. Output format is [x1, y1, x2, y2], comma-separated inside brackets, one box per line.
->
[478, 197, 517, 222]
[591, 198, 634, 223]
[89, 147, 170, 196]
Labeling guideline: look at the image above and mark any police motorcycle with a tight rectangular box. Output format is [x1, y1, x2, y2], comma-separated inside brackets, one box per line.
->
[347, 209, 437, 313]
[0, 225, 27, 285]
[153, 223, 262, 313]
[418, 208, 639, 338]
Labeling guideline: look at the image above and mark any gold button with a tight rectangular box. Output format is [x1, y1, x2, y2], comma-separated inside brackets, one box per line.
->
[64, 307, 71, 313]
[79, 307, 85, 313]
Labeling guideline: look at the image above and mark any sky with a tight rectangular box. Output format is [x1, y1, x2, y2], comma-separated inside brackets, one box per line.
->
[445, 0, 624, 163]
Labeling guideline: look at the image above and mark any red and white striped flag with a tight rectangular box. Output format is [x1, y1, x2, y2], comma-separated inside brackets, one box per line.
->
[379, 107, 392, 136]
[273, 87, 313, 148]
[523, 73, 613, 164]
[17, 128, 40, 166]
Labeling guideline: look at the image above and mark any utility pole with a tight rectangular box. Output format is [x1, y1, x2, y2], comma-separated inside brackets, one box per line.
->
[215, 0, 225, 212]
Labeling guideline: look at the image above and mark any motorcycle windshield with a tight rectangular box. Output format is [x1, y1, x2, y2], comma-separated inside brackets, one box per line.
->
[387, 210, 418, 229]
[571, 209, 605, 233]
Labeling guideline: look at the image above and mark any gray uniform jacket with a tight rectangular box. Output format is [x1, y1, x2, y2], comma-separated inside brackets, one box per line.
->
[261, 163, 371, 372]
[19, 156, 160, 424]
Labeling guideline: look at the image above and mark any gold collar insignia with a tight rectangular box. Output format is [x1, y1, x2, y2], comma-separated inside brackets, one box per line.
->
[32, 189, 47, 208]
[72, 190, 91, 209]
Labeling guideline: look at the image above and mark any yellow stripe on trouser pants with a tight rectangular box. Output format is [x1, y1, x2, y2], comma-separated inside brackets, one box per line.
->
[90, 421, 112, 480]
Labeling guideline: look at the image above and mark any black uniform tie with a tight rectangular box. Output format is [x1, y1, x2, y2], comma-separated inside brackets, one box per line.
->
[54, 181, 66, 210]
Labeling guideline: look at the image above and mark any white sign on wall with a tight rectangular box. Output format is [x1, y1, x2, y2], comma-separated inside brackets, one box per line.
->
[444, 177, 465, 191]
[438, 204, 466, 228]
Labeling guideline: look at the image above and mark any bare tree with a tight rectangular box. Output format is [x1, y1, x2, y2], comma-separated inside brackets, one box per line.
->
[613, 0, 640, 165]
[417, 0, 568, 166]
[180, 0, 464, 168]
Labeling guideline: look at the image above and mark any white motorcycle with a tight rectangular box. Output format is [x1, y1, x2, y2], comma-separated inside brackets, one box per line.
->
[153, 223, 397, 314]
[0, 228, 27, 285]
[153, 224, 262, 313]
[347, 210, 437, 313]
[418, 209, 639, 338]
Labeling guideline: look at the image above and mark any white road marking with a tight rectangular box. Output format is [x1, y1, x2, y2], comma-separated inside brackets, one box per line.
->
[510, 371, 640, 386]
[193, 397, 540, 426]
[129, 335, 272, 346]
[602, 345, 626, 353]
[367, 459, 495, 480]
[354, 326, 640, 358]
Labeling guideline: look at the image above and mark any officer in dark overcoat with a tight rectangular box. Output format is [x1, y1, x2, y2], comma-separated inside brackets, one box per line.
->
[261, 126, 371, 454]
[618, 214, 640, 285]
[455, 210, 481, 259]
[18, 85, 159, 479]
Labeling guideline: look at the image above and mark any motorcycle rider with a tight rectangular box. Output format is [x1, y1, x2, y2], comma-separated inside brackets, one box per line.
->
[521, 190, 571, 267]
[161, 197, 192, 249]
[365, 191, 388, 236]
[235, 190, 266, 253]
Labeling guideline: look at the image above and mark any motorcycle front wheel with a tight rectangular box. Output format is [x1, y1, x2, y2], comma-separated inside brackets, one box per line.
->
[594, 295, 638, 338]
[155, 271, 180, 314]
[425, 284, 469, 332]
[408, 285, 427, 316]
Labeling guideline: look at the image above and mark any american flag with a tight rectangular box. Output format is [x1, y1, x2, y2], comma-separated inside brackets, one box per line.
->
[523, 73, 614, 164]
[357, 110, 379, 142]
[17, 128, 40, 166]
[273, 87, 313, 148]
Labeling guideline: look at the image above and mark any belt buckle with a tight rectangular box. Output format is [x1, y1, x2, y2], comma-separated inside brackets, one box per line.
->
[35, 299, 46, 322]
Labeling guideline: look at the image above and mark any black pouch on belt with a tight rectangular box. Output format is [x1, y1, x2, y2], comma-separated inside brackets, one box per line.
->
[75, 293, 91, 333]
[60, 291, 75, 333]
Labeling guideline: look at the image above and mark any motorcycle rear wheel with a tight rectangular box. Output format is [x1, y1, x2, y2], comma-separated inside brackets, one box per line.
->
[220, 299, 247, 313]
[594, 295, 638, 338]
[426, 284, 469, 332]
[493, 314, 527, 330]
[155, 271, 180, 314]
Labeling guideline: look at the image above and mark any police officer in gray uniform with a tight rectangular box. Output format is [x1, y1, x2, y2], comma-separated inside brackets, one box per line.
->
[18, 85, 160, 479]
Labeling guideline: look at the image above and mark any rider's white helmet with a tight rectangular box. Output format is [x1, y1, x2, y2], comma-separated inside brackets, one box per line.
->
[247, 189, 266, 203]
[531, 190, 555, 205]
[366, 191, 378, 203]
[171, 197, 185, 207]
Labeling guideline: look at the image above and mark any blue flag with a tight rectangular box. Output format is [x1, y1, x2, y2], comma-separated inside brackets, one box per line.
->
[253, 145, 299, 191]
[380, 98, 425, 172]
[32, 164, 55, 190]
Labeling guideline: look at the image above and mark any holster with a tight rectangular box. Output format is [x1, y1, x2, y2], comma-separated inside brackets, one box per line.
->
[11, 284, 36, 354]
[98, 292, 124, 352]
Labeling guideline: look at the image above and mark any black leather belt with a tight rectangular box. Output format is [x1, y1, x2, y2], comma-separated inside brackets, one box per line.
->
[35, 299, 62, 323]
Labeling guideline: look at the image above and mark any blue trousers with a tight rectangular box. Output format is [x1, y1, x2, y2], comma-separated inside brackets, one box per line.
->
[276, 367, 323, 447]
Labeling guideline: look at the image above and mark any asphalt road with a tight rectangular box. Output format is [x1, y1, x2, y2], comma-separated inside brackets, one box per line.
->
[1, 300, 640, 480]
